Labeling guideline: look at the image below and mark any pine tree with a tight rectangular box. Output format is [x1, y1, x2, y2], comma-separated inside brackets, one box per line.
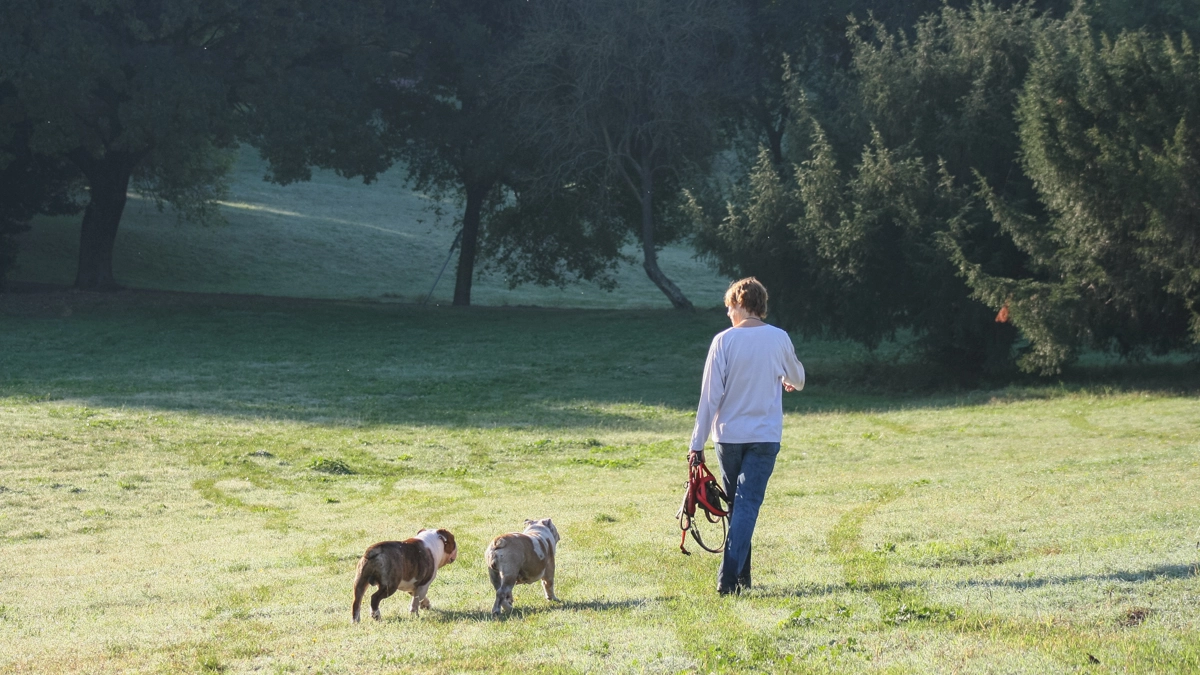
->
[957, 12, 1200, 372]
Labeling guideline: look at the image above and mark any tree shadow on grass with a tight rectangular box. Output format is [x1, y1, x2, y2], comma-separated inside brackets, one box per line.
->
[1, 290, 1197, 428]
[960, 563, 1199, 590]
[682, 563, 1198, 605]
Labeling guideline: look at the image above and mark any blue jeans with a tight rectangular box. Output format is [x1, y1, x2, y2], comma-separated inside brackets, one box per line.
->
[715, 441, 780, 592]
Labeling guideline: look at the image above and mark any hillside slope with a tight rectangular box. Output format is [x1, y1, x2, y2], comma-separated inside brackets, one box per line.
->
[11, 147, 729, 308]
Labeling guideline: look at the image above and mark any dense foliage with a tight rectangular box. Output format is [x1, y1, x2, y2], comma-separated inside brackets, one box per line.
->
[694, 1, 1198, 374]
[0, 85, 81, 286]
[0, 0, 254, 288]
[502, 0, 752, 310]
[691, 3, 1044, 374]
[1, 0, 1196, 372]
[955, 13, 1200, 372]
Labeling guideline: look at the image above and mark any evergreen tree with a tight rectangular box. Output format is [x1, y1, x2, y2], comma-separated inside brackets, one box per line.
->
[1089, 0, 1200, 37]
[954, 12, 1200, 372]
[693, 2, 1047, 373]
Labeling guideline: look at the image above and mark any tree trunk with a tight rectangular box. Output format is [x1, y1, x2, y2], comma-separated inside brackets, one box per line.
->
[766, 115, 785, 168]
[639, 152, 693, 310]
[71, 151, 137, 290]
[452, 179, 491, 306]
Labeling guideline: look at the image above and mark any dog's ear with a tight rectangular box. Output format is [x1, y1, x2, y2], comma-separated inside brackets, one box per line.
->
[418, 528, 428, 533]
[524, 519, 535, 527]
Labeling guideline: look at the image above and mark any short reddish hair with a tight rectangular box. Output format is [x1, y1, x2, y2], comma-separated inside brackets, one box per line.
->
[724, 277, 768, 318]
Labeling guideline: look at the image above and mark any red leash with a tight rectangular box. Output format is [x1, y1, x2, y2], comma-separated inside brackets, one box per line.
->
[676, 461, 730, 555]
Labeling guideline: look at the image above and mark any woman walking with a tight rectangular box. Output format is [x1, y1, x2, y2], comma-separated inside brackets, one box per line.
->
[688, 277, 805, 595]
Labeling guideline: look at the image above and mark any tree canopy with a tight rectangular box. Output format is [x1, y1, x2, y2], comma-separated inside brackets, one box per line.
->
[0, 0, 257, 288]
[381, 0, 529, 307]
[0, 0, 397, 289]
[2, 0, 1196, 375]
[0, 84, 81, 286]
[506, 0, 752, 310]
[954, 12, 1200, 372]
[694, 0, 1199, 374]
[691, 2, 1046, 373]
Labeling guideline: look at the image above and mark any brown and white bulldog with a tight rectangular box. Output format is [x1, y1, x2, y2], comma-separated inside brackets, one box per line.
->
[351, 528, 457, 622]
[484, 518, 561, 615]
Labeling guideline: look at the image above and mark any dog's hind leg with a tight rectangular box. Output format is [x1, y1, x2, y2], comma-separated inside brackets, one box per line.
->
[491, 574, 515, 615]
[352, 582, 369, 623]
[488, 564, 505, 615]
[370, 585, 396, 621]
[542, 557, 560, 602]
[500, 579, 515, 613]
[351, 564, 374, 623]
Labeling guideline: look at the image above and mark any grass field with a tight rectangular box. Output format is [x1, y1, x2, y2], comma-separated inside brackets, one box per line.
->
[2, 291, 1199, 674]
[9, 146, 729, 309]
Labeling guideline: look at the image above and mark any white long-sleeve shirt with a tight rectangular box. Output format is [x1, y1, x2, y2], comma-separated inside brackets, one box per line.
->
[689, 324, 805, 452]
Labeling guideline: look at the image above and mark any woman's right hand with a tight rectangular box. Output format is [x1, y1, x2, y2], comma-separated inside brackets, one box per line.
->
[688, 450, 704, 466]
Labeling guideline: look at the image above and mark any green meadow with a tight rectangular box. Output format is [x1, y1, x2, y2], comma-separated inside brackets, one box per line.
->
[3, 148, 1200, 674]
[2, 293, 1199, 674]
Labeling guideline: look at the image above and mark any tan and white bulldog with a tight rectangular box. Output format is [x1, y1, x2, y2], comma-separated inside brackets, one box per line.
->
[351, 528, 457, 622]
[484, 518, 561, 615]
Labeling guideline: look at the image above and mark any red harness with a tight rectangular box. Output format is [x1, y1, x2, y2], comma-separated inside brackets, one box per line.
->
[676, 461, 730, 555]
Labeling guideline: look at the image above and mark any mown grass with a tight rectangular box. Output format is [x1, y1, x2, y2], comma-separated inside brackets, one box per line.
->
[2, 292, 1199, 674]
[9, 146, 729, 308]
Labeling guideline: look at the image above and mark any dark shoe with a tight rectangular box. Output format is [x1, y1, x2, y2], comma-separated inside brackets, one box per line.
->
[737, 575, 751, 590]
[717, 585, 740, 596]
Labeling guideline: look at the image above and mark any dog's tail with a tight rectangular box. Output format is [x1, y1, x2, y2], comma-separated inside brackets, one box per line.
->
[485, 540, 508, 591]
[351, 554, 372, 623]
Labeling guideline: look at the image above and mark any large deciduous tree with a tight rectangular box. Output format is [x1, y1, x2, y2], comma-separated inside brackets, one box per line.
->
[1, 0, 394, 291]
[508, 0, 752, 310]
[0, 84, 82, 288]
[0, 0, 254, 289]
[382, 0, 529, 307]
[245, 0, 519, 307]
